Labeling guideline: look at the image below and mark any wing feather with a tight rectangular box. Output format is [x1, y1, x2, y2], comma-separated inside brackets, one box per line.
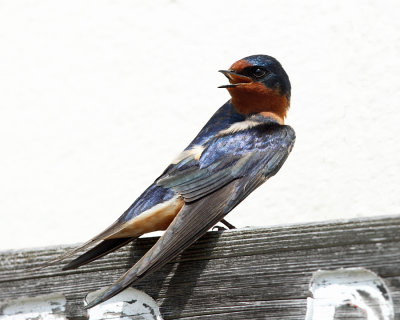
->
[85, 180, 238, 309]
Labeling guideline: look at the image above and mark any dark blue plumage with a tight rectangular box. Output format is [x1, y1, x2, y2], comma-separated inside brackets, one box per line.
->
[118, 99, 293, 221]
[187, 102, 245, 147]
[119, 184, 175, 222]
[242, 55, 291, 98]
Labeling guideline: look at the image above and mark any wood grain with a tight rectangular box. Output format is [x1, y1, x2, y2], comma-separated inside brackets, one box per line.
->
[1, 215, 400, 319]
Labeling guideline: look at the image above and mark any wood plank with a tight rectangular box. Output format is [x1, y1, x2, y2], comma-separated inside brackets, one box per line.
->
[1, 215, 400, 319]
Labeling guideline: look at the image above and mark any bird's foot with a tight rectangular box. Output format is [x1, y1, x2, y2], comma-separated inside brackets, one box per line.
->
[221, 218, 236, 229]
[212, 225, 227, 231]
[212, 219, 236, 231]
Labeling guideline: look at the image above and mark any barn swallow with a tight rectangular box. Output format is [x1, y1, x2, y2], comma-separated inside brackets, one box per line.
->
[45, 54, 295, 308]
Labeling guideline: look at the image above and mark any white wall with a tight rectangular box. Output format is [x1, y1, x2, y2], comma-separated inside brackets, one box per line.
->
[1, 0, 399, 250]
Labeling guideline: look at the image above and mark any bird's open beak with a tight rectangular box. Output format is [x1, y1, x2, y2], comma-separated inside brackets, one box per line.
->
[218, 70, 252, 88]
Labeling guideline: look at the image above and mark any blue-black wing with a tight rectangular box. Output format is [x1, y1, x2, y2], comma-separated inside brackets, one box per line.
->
[158, 121, 295, 205]
[85, 121, 295, 308]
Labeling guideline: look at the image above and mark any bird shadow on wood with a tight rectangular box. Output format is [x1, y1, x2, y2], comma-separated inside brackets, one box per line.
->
[124, 236, 176, 294]
[157, 230, 224, 318]
[123, 230, 224, 318]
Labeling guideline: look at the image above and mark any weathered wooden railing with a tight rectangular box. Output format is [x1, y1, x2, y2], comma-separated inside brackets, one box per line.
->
[1, 215, 400, 319]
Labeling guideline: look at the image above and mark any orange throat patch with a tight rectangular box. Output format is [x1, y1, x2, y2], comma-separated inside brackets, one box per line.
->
[228, 83, 289, 124]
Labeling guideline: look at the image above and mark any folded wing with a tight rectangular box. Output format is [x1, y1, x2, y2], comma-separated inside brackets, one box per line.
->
[85, 122, 295, 308]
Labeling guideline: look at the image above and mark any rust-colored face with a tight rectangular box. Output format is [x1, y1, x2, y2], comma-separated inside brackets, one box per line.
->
[219, 58, 290, 124]
[230, 59, 253, 73]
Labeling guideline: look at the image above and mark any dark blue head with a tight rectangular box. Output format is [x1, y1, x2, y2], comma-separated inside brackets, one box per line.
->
[238, 55, 291, 99]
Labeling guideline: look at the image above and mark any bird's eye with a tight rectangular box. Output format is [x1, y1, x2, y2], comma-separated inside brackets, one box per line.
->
[252, 68, 267, 78]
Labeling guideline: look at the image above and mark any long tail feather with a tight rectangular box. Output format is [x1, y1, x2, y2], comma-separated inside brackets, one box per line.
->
[62, 237, 135, 271]
[32, 220, 128, 270]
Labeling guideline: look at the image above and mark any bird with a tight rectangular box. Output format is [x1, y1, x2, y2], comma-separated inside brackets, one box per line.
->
[45, 54, 295, 308]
